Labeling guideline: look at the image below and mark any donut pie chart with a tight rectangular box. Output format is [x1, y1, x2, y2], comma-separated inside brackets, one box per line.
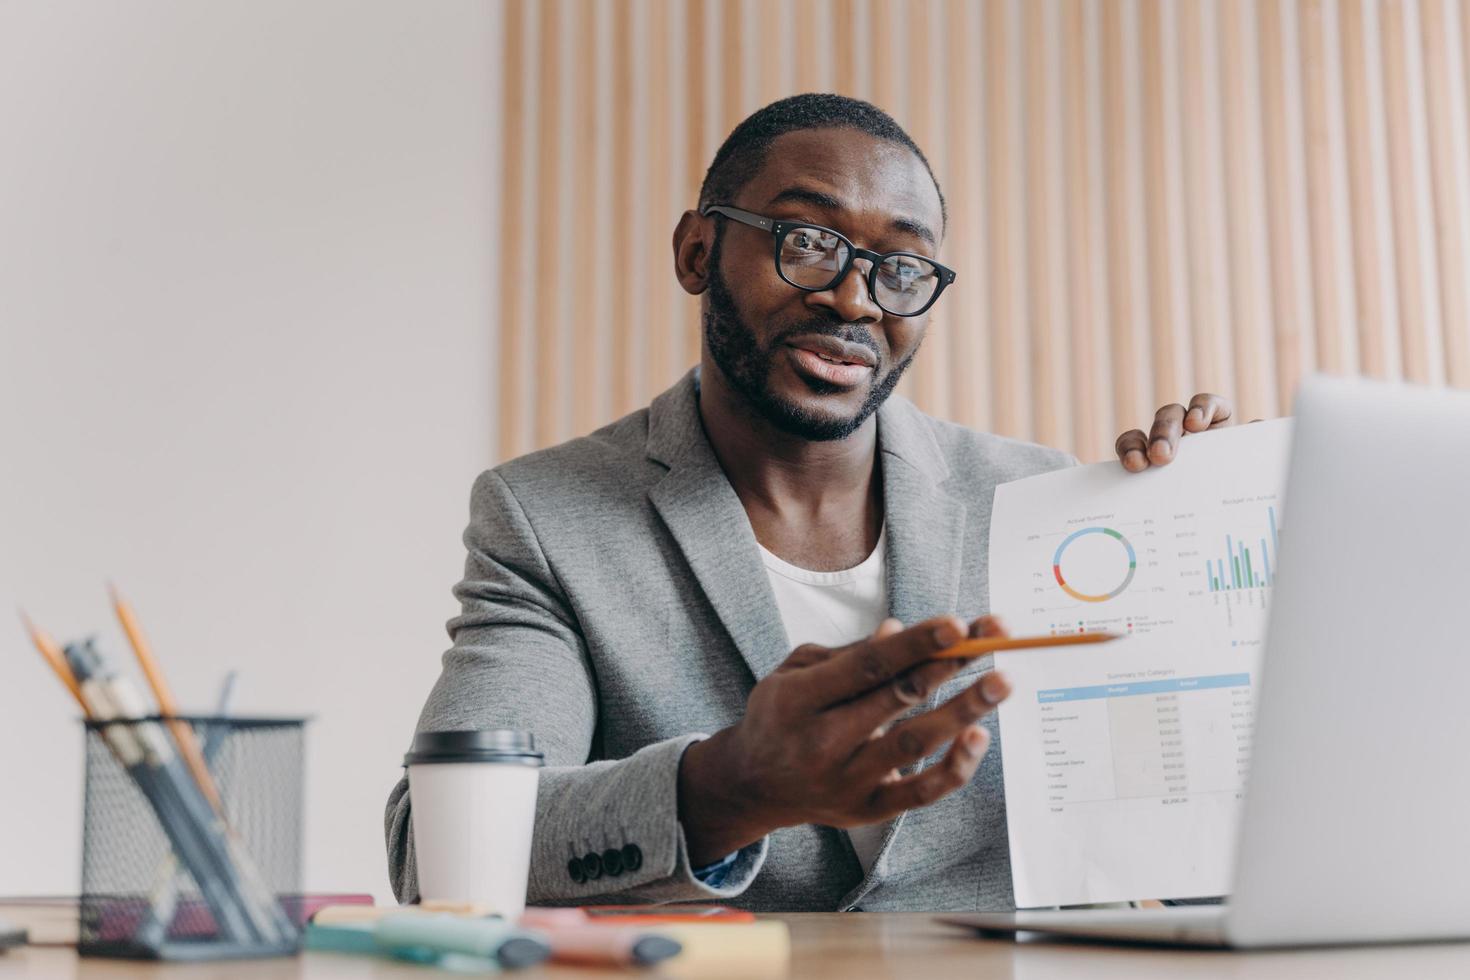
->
[1052, 526, 1137, 602]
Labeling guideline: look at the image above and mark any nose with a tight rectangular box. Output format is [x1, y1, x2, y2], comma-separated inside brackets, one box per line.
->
[805, 256, 882, 324]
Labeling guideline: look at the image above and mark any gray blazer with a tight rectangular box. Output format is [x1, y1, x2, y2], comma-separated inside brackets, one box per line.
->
[385, 367, 1073, 912]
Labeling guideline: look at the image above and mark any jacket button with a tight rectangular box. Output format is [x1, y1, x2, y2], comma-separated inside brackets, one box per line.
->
[582, 851, 603, 880]
[621, 843, 643, 872]
[601, 847, 625, 877]
[567, 857, 586, 884]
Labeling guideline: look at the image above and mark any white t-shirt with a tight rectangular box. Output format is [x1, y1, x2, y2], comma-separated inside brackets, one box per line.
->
[757, 525, 891, 875]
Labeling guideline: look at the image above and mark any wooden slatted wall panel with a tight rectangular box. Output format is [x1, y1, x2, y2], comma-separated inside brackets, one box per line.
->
[494, 0, 1470, 463]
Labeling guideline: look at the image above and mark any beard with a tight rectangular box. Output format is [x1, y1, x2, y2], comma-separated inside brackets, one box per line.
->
[703, 233, 918, 442]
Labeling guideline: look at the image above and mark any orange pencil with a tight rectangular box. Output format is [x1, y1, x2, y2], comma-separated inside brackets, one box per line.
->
[933, 631, 1125, 660]
[19, 608, 90, 715]
[109, 583, 225, 814]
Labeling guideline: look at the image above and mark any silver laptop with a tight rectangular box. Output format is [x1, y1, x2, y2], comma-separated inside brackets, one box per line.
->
[945, 375, 1470, 948]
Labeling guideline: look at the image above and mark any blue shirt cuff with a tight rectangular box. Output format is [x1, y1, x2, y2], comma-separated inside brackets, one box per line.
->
[691, 850, 740, 889]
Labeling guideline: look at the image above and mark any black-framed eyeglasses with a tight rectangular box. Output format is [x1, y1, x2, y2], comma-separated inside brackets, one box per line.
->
[700, 204, 956, 317]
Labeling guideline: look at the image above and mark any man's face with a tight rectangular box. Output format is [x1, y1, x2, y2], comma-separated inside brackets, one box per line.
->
[701, 128, 945, 441]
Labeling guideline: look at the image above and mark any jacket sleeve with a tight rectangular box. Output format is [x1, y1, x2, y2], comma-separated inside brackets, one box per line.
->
[385, 469, 767, 905]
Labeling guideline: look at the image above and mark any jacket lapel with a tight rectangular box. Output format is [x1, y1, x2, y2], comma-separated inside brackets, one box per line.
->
[644, 369, 970, 687]
[838, 396, 969, 906]
[877, 396, 968, 631]
[646, 370, 975, 904]
[646, 370, 791, 682]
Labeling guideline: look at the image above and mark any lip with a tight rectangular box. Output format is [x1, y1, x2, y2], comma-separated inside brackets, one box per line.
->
[786, 345, 875, 388]
[784, 335, 878, 369]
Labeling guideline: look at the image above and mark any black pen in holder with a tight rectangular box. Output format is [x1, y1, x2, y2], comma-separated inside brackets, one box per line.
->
[78, 715, 307, 960]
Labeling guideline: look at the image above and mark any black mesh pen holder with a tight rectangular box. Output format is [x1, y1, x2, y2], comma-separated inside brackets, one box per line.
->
[79, 716, 307, 960]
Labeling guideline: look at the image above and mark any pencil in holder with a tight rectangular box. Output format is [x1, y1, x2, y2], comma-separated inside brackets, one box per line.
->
[78, 715, 307, 960]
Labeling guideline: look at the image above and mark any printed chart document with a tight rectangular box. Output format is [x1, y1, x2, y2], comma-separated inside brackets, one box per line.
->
[989, 420, 1292, 907]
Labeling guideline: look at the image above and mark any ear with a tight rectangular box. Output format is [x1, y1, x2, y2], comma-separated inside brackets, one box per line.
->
[672, 209, 713, 295]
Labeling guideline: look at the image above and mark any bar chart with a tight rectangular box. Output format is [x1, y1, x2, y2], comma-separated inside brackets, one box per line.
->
[1207, 506, 1281, 592]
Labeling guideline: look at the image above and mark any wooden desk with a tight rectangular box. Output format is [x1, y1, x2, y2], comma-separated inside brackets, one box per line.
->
[5, 913, 1470, 979]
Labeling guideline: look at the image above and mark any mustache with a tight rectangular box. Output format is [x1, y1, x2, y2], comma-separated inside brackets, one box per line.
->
[770, 319, 882, 363]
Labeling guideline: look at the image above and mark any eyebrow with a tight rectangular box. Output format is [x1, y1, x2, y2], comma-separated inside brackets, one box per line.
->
[765, 186, 938, 250]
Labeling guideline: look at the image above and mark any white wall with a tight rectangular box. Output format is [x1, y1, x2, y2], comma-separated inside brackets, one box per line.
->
[0, 1, 498, 901]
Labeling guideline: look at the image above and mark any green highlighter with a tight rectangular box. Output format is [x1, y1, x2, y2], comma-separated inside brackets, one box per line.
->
[307, 913, 550, 970]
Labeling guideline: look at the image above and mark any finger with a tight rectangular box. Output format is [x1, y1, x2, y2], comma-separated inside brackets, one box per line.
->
[1114, 429, 1149, 472]
[871, 617, 903, 640]
[796, 615, 967, 710]
[783, 618, 901, 674]
[780, 642, 841, 671]
[968, 615, 1009, 639]
[1147, 404, 1187, 465]
[861, 723, 991, 821]
[850, 671, 1011, 777]
[1185, 392, 1233, 430]
[826, 655, 976, 744]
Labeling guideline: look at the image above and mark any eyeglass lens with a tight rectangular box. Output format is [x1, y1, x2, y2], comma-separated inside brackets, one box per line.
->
[778, 226, 942, 315]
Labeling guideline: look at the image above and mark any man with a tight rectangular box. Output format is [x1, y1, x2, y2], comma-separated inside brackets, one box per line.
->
[385, 94, 1234, 912]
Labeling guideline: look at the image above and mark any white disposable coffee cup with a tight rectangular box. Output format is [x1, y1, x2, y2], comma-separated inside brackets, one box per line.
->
[405, 729, 544, 919]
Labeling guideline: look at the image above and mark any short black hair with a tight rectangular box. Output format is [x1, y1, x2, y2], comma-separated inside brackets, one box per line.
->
[697, 93, 947, 231]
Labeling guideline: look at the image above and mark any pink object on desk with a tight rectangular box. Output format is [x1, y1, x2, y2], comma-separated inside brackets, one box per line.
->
[519, 908, 682, 966]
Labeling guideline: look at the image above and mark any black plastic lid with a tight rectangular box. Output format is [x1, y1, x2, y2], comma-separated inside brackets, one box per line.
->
[402, 730, 544, 767]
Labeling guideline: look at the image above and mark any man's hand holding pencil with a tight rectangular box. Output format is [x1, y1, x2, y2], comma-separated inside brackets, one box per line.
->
[675, 612, 1123, 867]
